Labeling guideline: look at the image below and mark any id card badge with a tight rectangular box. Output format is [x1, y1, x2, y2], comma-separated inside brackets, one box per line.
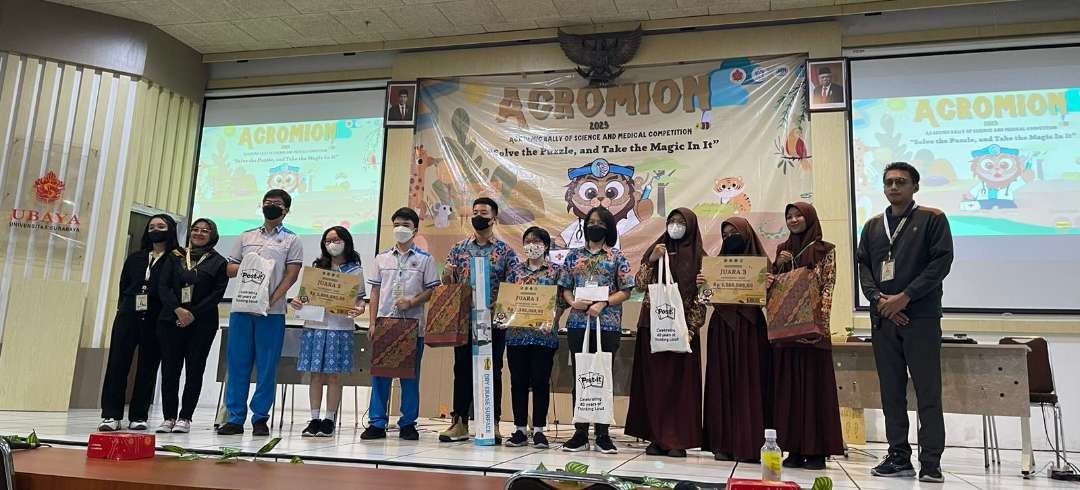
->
[181, 286, 193, 304]
[392, 282, 405, 298]
[881, 260, 896, 282]
[135, 294, 149, 311]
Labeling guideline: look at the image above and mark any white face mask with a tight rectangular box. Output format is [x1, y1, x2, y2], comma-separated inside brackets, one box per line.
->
[667, 223, 686, 240]
[523, 243, 546, 260]
[326, 242, 345, 257]
[393, 226, 414, 244]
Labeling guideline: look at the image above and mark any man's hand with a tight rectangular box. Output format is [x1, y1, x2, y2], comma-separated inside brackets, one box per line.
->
[174, 308, 194, 328]
[878, 292, 911, 318]
[587, 301, 607, 318]
[394, 296, 413, 312]
[289, 298, 304, 310]
[889, 311, 910, 327]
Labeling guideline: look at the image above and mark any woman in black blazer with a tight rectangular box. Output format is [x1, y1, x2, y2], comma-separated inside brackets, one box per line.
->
[155, 218, 229, 433]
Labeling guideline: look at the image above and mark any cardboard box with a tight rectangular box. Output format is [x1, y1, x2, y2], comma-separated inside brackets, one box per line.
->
[87, 432, 156, 460]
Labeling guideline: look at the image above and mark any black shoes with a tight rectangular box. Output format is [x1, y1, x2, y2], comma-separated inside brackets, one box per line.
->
[713, 452, 735, 461]
[399, 424, 420, 441]
[871, 453, 917, 478]
[562, 430, 589, 452]
[803, 455, 827, 470]
[318, 419, 335, 437]
[919, 466, 945, 483]
[532, 432, 549, 449]
[646, 442, 666, 456]
[301, 419, 321, 437]
[783, 453, 806, 468]
[360, 426, 387, 440]
[216, 422, 244, 436]
[252, 419, 270, 437]
[505, 430, 528, 447]
[667, 449, 687, 458]
[594, 434, 618, 454]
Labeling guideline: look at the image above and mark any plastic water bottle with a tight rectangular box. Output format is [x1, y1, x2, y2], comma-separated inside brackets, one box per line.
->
[761, 429, 782, 481]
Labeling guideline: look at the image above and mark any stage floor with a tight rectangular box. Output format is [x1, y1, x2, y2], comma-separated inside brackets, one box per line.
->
[1, 409, 1077, 489]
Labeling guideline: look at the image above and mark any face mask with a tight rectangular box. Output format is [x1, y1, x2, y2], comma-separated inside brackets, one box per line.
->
[667, 223, 686, 240]
[326, 242, 345, 257]
[393, 226, 414, 244]
[471, 216, 492, 232]
[147, 230, 169, 243]
[720, 234, 747, 255]
[523, 243, 546, 260]
[262, 204, 284, 220]
[585, 225, 607, 244]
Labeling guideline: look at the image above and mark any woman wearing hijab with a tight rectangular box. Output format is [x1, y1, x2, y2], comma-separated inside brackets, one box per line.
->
[98, 214, 180, 432]
[625, 208, 705, 458]
[702, 217, 772, 462]
[155, 218, 229, 433]
[770, 202, 844, 470]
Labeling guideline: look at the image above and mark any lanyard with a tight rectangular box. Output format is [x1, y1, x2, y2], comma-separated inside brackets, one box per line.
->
[882, 205, 918, 260]
[185, 248, 209, 271]
[145, 251, 163, 282]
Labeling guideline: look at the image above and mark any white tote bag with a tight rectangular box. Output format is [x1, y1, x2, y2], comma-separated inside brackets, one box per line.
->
[230, 253, 275, 316]
[647, 254, 692, 353]
[572, 317, 615, 426]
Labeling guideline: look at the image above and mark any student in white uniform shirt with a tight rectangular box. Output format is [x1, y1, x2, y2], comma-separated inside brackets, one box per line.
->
[290, 226, 366, 438]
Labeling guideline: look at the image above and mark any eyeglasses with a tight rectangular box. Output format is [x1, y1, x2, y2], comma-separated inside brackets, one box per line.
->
[324, 239, 344, 245]
[262, 200, 285, 207]
[883, 178, 910, 188]
[191, 228, 212, 234]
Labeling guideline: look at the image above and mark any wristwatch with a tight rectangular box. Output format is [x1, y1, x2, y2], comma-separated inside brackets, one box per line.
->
[870, 292, 882, 303]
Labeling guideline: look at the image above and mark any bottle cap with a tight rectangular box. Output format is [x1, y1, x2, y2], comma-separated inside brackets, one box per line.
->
[765, 429, 777, 439]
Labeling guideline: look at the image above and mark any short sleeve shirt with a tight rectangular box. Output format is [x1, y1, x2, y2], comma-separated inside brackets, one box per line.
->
[368, 245, 440, 332]
[445, 237, 519, 307]
[228, 225, 304, 315]
[558, 247, 635, 332]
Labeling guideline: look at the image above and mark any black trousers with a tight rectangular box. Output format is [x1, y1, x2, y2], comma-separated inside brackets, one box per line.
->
[452, 327, 506, 421]
[158, 316, 219, 421]
[872, 316, 945, 466]
[506, 344, 556, 428]
[567, 327, 621, 435]
[100, 311, 161, 421]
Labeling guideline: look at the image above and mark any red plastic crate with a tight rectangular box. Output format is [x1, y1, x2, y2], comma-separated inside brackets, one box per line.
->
[87, 432, 156, 460]
[727, 477, 801, 489]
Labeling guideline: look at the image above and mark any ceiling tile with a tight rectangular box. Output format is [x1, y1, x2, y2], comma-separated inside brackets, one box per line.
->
[429, 24, 488, 36]
[234, 17, 304, 41]
[770, 0, 831, 9]
[280, 13, 355, 39]
[648, 6, 708, 18]
[380, 5, 453, 31]
[225, 0, 301, 18]
[331, 9, 400, 33]
[535, 15, 593, 28]
[708, 0, 769, 14]
[552, 0, 617, 16]
[495, 0, 558, 20]
[437, 0, 505, 25]
[399, 0, 451, 4]
[284, 0, 355, 13]
[157, 24, 207, 46]
[185, 21, 259, 45]
[613, 0, 675, 13]
[331, 30, 385, 43]
[288, 37, 339, 47]
[481, 20, 539, 32]
[379, 28, 435, 40]
[181, 0, 247, 20]
[123, 0, 204, 25]
[590, 11, 647, 23]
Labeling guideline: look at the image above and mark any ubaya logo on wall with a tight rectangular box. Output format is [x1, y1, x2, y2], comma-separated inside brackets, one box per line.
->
[8, 170, 81, 233]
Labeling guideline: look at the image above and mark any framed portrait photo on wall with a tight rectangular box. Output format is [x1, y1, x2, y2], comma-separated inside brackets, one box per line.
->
[806, 58, 849, 112]
[385, 81, 418, 127]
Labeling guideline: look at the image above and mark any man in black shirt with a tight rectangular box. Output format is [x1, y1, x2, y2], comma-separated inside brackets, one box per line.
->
[857, 162, 954, 484]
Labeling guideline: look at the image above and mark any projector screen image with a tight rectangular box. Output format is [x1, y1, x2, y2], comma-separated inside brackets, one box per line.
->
[851, 46, 1080, 311]
[192, 90, 388, 302]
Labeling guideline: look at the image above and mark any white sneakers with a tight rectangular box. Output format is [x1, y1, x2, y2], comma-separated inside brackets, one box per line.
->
[98, 418, 120, 431]
[172, 419, 191, 433]
[156, 420, 176, 433]
[129, 420, 149, 431]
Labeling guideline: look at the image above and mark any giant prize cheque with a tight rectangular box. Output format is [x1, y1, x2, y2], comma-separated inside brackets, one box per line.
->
[492, 283, 559, 330]
[699, 256, 769, 305]
[297, 266, 362, 316]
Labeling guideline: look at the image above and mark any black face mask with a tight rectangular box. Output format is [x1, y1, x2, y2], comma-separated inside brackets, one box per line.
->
[147, 230, 169, 243]
[471, 216, 492, 231]
[720, 234, 747, 255]
[262, 205, 284, 220]
[585, 225, 607, 244]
